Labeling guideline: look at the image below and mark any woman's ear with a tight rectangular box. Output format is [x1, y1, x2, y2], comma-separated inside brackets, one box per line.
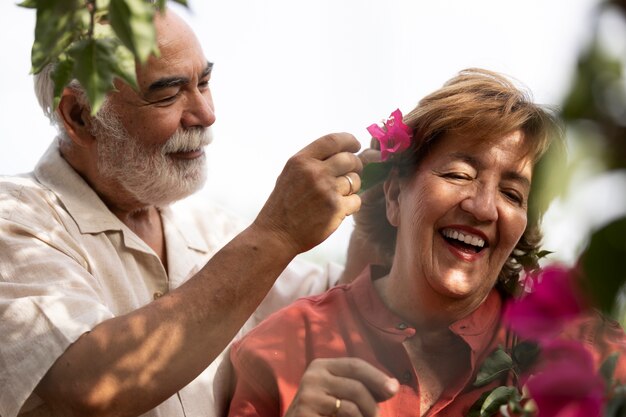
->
[56, 88, 95, 148]
[384, 168, 402, 227]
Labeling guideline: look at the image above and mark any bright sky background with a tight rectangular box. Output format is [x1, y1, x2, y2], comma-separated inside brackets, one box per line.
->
[1, 0, 622, 266]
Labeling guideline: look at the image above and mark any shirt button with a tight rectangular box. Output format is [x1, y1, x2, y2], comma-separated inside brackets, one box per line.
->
[396, 322, 408, 330]
[153, 291, 164, 300]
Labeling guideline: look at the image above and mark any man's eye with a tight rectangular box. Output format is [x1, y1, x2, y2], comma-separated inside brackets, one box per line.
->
[154, 93, 180, 105]
[198, 80, 210, 88]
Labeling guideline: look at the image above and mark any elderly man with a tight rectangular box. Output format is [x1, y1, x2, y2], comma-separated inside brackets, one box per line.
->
[0, 8, 366, 417]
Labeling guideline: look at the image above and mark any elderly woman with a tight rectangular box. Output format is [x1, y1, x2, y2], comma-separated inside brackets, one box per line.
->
[225, 69, 581, 417]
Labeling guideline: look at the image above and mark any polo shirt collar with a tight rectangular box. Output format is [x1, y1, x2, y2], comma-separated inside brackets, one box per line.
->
[349, 264, 502, 355]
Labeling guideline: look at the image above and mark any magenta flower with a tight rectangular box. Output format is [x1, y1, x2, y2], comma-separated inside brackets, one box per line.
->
[366, 109, 413, 161]
[527, 340, 604, 417]
[503, 265, 585, 342]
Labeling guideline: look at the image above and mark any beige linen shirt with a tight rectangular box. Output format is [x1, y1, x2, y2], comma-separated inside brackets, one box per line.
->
[0, 141, 338, 417]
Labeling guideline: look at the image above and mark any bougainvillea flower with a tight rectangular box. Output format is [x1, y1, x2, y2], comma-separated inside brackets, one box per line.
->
[503, 265, 585, 341]
[366, 109, 413, 161]
[527, 340, 604, 417]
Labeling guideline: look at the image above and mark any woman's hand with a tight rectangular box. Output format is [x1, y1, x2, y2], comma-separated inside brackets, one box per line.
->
[284, 358, 399, 417]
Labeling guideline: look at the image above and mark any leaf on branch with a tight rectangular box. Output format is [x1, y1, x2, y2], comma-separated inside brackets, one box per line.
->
[512, 341, 540, 374]
[17, 0, 38, 9]
[51, 56, 75, 111]
[468, 386, 520, 417]
[96, 0, 112, 10]
[109, 0, 159, 63]
[480, 386, 519, 417]
[600, 352, 620, 386]
[69, 38, 123, 114]
[580, 216, 626, 317]
[94, 23, 138, 90]
[30, 0, 84, 74]
[360, 161, 392, 192]
[474, 347, 513, 387]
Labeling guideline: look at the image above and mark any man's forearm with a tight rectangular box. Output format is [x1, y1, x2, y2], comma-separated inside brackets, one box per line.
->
[36, 225, 297, 417]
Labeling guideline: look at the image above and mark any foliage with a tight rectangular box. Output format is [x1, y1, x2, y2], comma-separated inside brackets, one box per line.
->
[20, 0, 188, 114]
[470, 2, 626, 413]
[469, 267, 622, 417]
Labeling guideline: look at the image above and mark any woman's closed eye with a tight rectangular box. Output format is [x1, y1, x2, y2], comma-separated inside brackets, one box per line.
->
[442, 172, 473, 181]
[501, 188, 525, 206]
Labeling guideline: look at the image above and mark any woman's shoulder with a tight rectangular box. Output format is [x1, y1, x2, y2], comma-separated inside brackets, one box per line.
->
[231, 284, 353, 358]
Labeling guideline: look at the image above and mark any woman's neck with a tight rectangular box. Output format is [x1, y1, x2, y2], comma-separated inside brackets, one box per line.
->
[373, 268, 484, 333]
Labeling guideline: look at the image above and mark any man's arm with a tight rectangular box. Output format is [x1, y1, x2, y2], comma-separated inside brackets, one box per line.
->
[35, 133, 362, 417]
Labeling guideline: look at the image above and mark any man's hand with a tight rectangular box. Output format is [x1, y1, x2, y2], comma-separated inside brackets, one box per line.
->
[284, 358, 399, 417]
[254, 133, 363, 255]
[340, 146, 384, 284]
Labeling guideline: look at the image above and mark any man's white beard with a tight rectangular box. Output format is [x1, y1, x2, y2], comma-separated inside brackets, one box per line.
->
[92, 103, 212, 208]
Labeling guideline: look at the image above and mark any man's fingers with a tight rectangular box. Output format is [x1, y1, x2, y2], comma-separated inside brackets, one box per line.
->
[325, 151, 364, 177]
[358, 148, 381, 166]
[342, 194, 362, 217]
[300, 133, 362, 160]
[337, 173, 361, 197]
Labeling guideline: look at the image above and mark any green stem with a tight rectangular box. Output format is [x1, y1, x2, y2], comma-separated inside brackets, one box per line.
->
[86, 0, 96, 38]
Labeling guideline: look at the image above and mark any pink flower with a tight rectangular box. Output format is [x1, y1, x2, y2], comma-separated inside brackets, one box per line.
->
[366, 109, 412, 161]
[527, 340, 604, 417]
[503, 265, 585, 342]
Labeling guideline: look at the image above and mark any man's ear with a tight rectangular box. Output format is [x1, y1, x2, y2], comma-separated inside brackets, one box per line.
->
[384, 168, 402, 227]
[56, 88, 95, 147]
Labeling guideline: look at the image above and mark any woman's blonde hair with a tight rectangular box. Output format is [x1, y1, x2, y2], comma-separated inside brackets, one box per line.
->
[356, 68, 566, 294]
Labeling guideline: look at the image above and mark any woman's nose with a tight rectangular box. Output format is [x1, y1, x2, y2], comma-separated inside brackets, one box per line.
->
[459, 185, 498, 222]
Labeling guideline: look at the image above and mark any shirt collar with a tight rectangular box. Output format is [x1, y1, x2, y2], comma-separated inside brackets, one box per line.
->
[33, 140, 209, 254]
[348, 264, 503, 354]
[34, 140, 123, 234]
[348, 265, 417, 339]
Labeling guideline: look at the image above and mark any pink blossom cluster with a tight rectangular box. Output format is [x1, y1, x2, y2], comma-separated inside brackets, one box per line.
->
[503, 266, 606, 417]
[366, 109, 413, 161]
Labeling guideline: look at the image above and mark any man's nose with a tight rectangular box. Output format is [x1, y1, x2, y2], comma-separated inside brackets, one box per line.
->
[459, 184, 498, 222]
[182, 90, 216, 128]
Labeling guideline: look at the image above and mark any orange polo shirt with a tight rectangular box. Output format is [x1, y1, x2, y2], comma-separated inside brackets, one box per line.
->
[228, 266, 626, 416]
[228, 266, 508, 417]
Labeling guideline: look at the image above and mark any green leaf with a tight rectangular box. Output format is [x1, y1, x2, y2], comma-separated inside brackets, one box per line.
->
[69, 38, 120, 114]
[17, 0, 38, 9]
[474, 348, 513, 387]
[512, 341, 540, 374]
[111, 43, 139, 90]
[468, 391, 492, 417]
[601, 352, 620, 385]
[468, 386, 520, 417]
[51, 56, 75, 111]
[30, 1, 83, 74]
[96, 0, 111, 10]
[94, 23, 138, 90]
[109, 0, 159, 63]
[536, 250, 553, 259]
[169, 0, 189, 6]
[580, 217, 626, 317]
[480, 386, 519, 417]
[360, 162, 391, 192]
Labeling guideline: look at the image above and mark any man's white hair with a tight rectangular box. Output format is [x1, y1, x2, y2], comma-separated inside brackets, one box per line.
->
[33, 63, 109, 146]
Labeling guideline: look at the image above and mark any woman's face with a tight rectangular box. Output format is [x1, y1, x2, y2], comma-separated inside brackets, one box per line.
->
[386, 130, 532, 304]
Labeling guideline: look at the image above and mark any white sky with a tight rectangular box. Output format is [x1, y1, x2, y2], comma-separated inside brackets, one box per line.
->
[1, 0, 621, 265]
